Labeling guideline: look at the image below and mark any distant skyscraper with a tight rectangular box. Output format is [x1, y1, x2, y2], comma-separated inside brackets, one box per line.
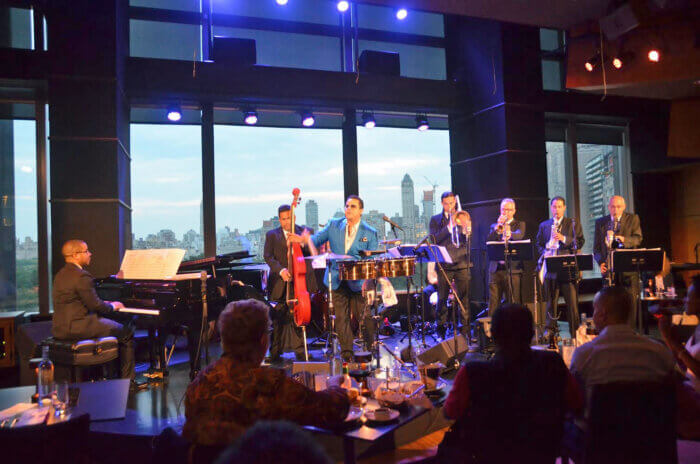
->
[583, 146, 620, 245]
[422, 190, 434, 225]
[401, 174, 416, 220]
[365, 210, 386, 240]
[305, 199, 319, 231]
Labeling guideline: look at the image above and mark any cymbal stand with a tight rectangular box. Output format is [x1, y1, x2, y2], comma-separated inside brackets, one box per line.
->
[324, 263, 340, 369]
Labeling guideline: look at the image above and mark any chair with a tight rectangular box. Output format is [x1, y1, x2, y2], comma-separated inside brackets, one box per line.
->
[0, 413, 91, 464]
[584, 381, 677, 464]
[45, 336, 119, 382]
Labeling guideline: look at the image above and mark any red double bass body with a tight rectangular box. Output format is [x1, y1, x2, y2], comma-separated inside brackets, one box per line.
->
[288, 188, 311, 326]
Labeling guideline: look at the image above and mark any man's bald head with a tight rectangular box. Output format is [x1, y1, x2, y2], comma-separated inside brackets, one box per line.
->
[593, 286, 633, 330]
[61, 240, 92, 266]
[608, 196, 626, 219]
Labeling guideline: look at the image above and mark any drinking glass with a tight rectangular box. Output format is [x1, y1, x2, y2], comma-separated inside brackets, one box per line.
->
[54, 380, 69, 416]
[561, 339, 575, 368]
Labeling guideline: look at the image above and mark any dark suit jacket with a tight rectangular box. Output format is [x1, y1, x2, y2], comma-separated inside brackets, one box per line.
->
[593, 211, 643, 265]
[486, 219, 526, 273]
[264, 225, 316, 301]
[52, 263, 114, 339]
[536, 217, 585, 278]
[429, 212, 469, 270]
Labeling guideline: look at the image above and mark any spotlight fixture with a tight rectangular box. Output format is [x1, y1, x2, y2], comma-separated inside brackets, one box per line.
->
[584, 52, 601, 72]
[647, 48, 660, 62]
[243, 109, 258, 125]
[337, 1, 349, 13]
[276, 0, 288, 5]
[416, 114, 429, 131]
[611, 52, 633, 70]
[396, 8, 408, 20]
[301, 111, 315, 127]
[362, 111, 376, 129]
[166, 104, 182, 122]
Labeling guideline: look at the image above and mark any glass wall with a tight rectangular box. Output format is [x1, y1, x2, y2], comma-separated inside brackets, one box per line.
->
[545, 141, 567, 200]
[540, 28, 565, 91]
[214, 126, 343, 261]
[130, 123, 204, 259]
[1, 119, 38, 312]
[0, 7, 33, 49]
[130, 20, 202, 61]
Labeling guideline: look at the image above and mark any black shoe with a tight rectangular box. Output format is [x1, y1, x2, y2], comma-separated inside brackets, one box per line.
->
[341, 351, 354, 363]
[436, 326, 447, 340]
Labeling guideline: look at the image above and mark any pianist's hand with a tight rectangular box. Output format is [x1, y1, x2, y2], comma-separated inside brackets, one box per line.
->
[280, 268, 292, 282]
[111, 301, 125, 311]
[600, 262, 608, 275]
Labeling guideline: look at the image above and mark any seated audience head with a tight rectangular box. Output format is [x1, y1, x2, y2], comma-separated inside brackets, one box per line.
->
[687, 275, 699, 316]
[215, 421, 332, 464]
[491, 304, 534, 354]
[218, 299, 270, 365]
[61, 239, 91, 266]
[593, 286, 633, 330]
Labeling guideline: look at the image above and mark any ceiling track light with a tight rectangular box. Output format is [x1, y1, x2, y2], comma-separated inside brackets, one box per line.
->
[584, 52, 601, 72]
[275, 0, 289, 5]
[416, 114, 429, 131]
[243, 109, 258, 125]
[337, 1, 349, 13]
[611, 51, 633, 70]
[396, 8, 408, 20]
[647, 48, 661, 62]
[166, 103, 182, 122]
[361, 111, 376, 129]
[300, 110, 315, 127]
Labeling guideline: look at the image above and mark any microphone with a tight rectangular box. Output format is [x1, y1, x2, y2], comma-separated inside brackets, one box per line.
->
[383, 215, 404, 231]
[413, 234, 431, 253]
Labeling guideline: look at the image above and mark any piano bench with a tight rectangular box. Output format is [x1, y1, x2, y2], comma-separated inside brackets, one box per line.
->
[45, 336, 119, 382]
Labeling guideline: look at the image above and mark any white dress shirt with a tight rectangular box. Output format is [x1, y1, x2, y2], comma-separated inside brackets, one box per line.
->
[345, 221, 359, 253]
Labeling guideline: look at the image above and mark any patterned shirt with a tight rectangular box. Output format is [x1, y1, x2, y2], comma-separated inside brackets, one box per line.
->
[183, 356, 350, 446]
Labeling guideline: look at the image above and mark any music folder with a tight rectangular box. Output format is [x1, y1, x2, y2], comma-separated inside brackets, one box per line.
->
[544, 253, 594, 282]
[389, 245, 452, 264]
[612, 248, 664, 274]
[118, 248, 204, 280]
[486, 239, 533, 262]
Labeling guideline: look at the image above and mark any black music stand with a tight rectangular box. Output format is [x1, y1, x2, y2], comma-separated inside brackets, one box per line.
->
[487, 240, 533, 304]
[612, 249, 664, 332]
[544, 254, 594, 283]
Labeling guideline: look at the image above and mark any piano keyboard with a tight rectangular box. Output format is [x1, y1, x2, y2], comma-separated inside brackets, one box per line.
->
[121, 307, 160, 316]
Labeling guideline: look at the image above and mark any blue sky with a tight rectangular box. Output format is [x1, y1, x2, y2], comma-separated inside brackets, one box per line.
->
[13, 122, 451, 241]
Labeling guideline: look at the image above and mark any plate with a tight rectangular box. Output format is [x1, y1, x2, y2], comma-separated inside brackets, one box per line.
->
[424, 380, 447, 396]
[365, 408, 400, 423]
[344, 406, 363, 422]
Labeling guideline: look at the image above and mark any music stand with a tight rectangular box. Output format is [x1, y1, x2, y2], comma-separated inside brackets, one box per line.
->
[486, 240, 533, 304]
[612, 249, 664, 332]
[544, 254, 594, 283]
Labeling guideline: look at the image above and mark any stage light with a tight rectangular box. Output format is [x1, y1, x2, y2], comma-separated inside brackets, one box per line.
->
[396, 8, 408, 20]
[612, 57, 622, 69]
[647, 49, 660, 62]
[243, 110, 258, 125]
[166, 104, 182, 122]
[416, 114, 429, 131]
[611, 52, 632, 70]
[362, 111, 376, 129]
[584, 52, 600, 72]
[276, 0, 288, 5]
[337, 1, 349, 12]
[301, 111, 315, 127]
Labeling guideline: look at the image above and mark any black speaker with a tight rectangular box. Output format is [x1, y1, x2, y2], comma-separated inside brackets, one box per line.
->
[401, 334, 469, 365]
[358, 50, 400, 76]
[213, 36, 257, 66]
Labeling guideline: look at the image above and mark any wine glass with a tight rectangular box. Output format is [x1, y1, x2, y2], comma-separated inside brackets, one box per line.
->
[53, 381, 69, 416]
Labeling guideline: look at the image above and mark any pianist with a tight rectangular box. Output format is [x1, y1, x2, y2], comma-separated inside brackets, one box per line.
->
[184, 298, 349, 449]
[52, 239, 135, 379]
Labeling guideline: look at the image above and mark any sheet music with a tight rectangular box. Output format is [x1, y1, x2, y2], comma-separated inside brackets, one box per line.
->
[389, 245, 453, 264]
[119, 249, 186, 280]
[485, 239, 531, 245]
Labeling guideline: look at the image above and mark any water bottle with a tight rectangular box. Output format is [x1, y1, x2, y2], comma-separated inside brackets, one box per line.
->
[37, 345, 54, 402]
[393, 346, 402, 380]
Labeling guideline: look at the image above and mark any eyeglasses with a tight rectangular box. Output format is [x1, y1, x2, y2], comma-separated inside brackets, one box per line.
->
[74, 250, 90, 255]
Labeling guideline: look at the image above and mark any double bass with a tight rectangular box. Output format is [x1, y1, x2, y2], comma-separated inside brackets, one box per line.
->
[287, 188, 311, 359]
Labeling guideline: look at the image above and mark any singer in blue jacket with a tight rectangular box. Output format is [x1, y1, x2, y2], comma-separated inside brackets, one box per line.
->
[299, 195, 378, 361]
[429, 192, 472, 340]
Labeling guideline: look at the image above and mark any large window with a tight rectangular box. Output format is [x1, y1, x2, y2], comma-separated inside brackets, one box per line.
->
[1, 119, 38, 312]
[214, 126, 343, 262]
[540, 28, 566, 91]
[357, 125, 451, 289]
[0, 7, 33, 49]
[358, 40, 446, 80]
[545, 121, 631, 277]
[130, 19, 202, 61]
[130, 123, 203, 259]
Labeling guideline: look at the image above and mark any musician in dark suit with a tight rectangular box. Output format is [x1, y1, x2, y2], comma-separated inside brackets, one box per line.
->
[536, 197, 585, 335]
[52, 240, 134, 379]
[487, 198, 526, 314]
[429, 191, 472, 339]
[263, 204, 315, 361]
[593, 195, 643, 327]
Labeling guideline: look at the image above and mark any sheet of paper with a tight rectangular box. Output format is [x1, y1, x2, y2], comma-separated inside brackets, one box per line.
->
[118, 249, 186, 280]
[0, 403, 36, 421]
[486, 239, 531, 245]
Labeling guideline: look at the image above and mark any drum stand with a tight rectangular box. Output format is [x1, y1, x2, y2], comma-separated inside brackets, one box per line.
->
[324, 268, 340, 366]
